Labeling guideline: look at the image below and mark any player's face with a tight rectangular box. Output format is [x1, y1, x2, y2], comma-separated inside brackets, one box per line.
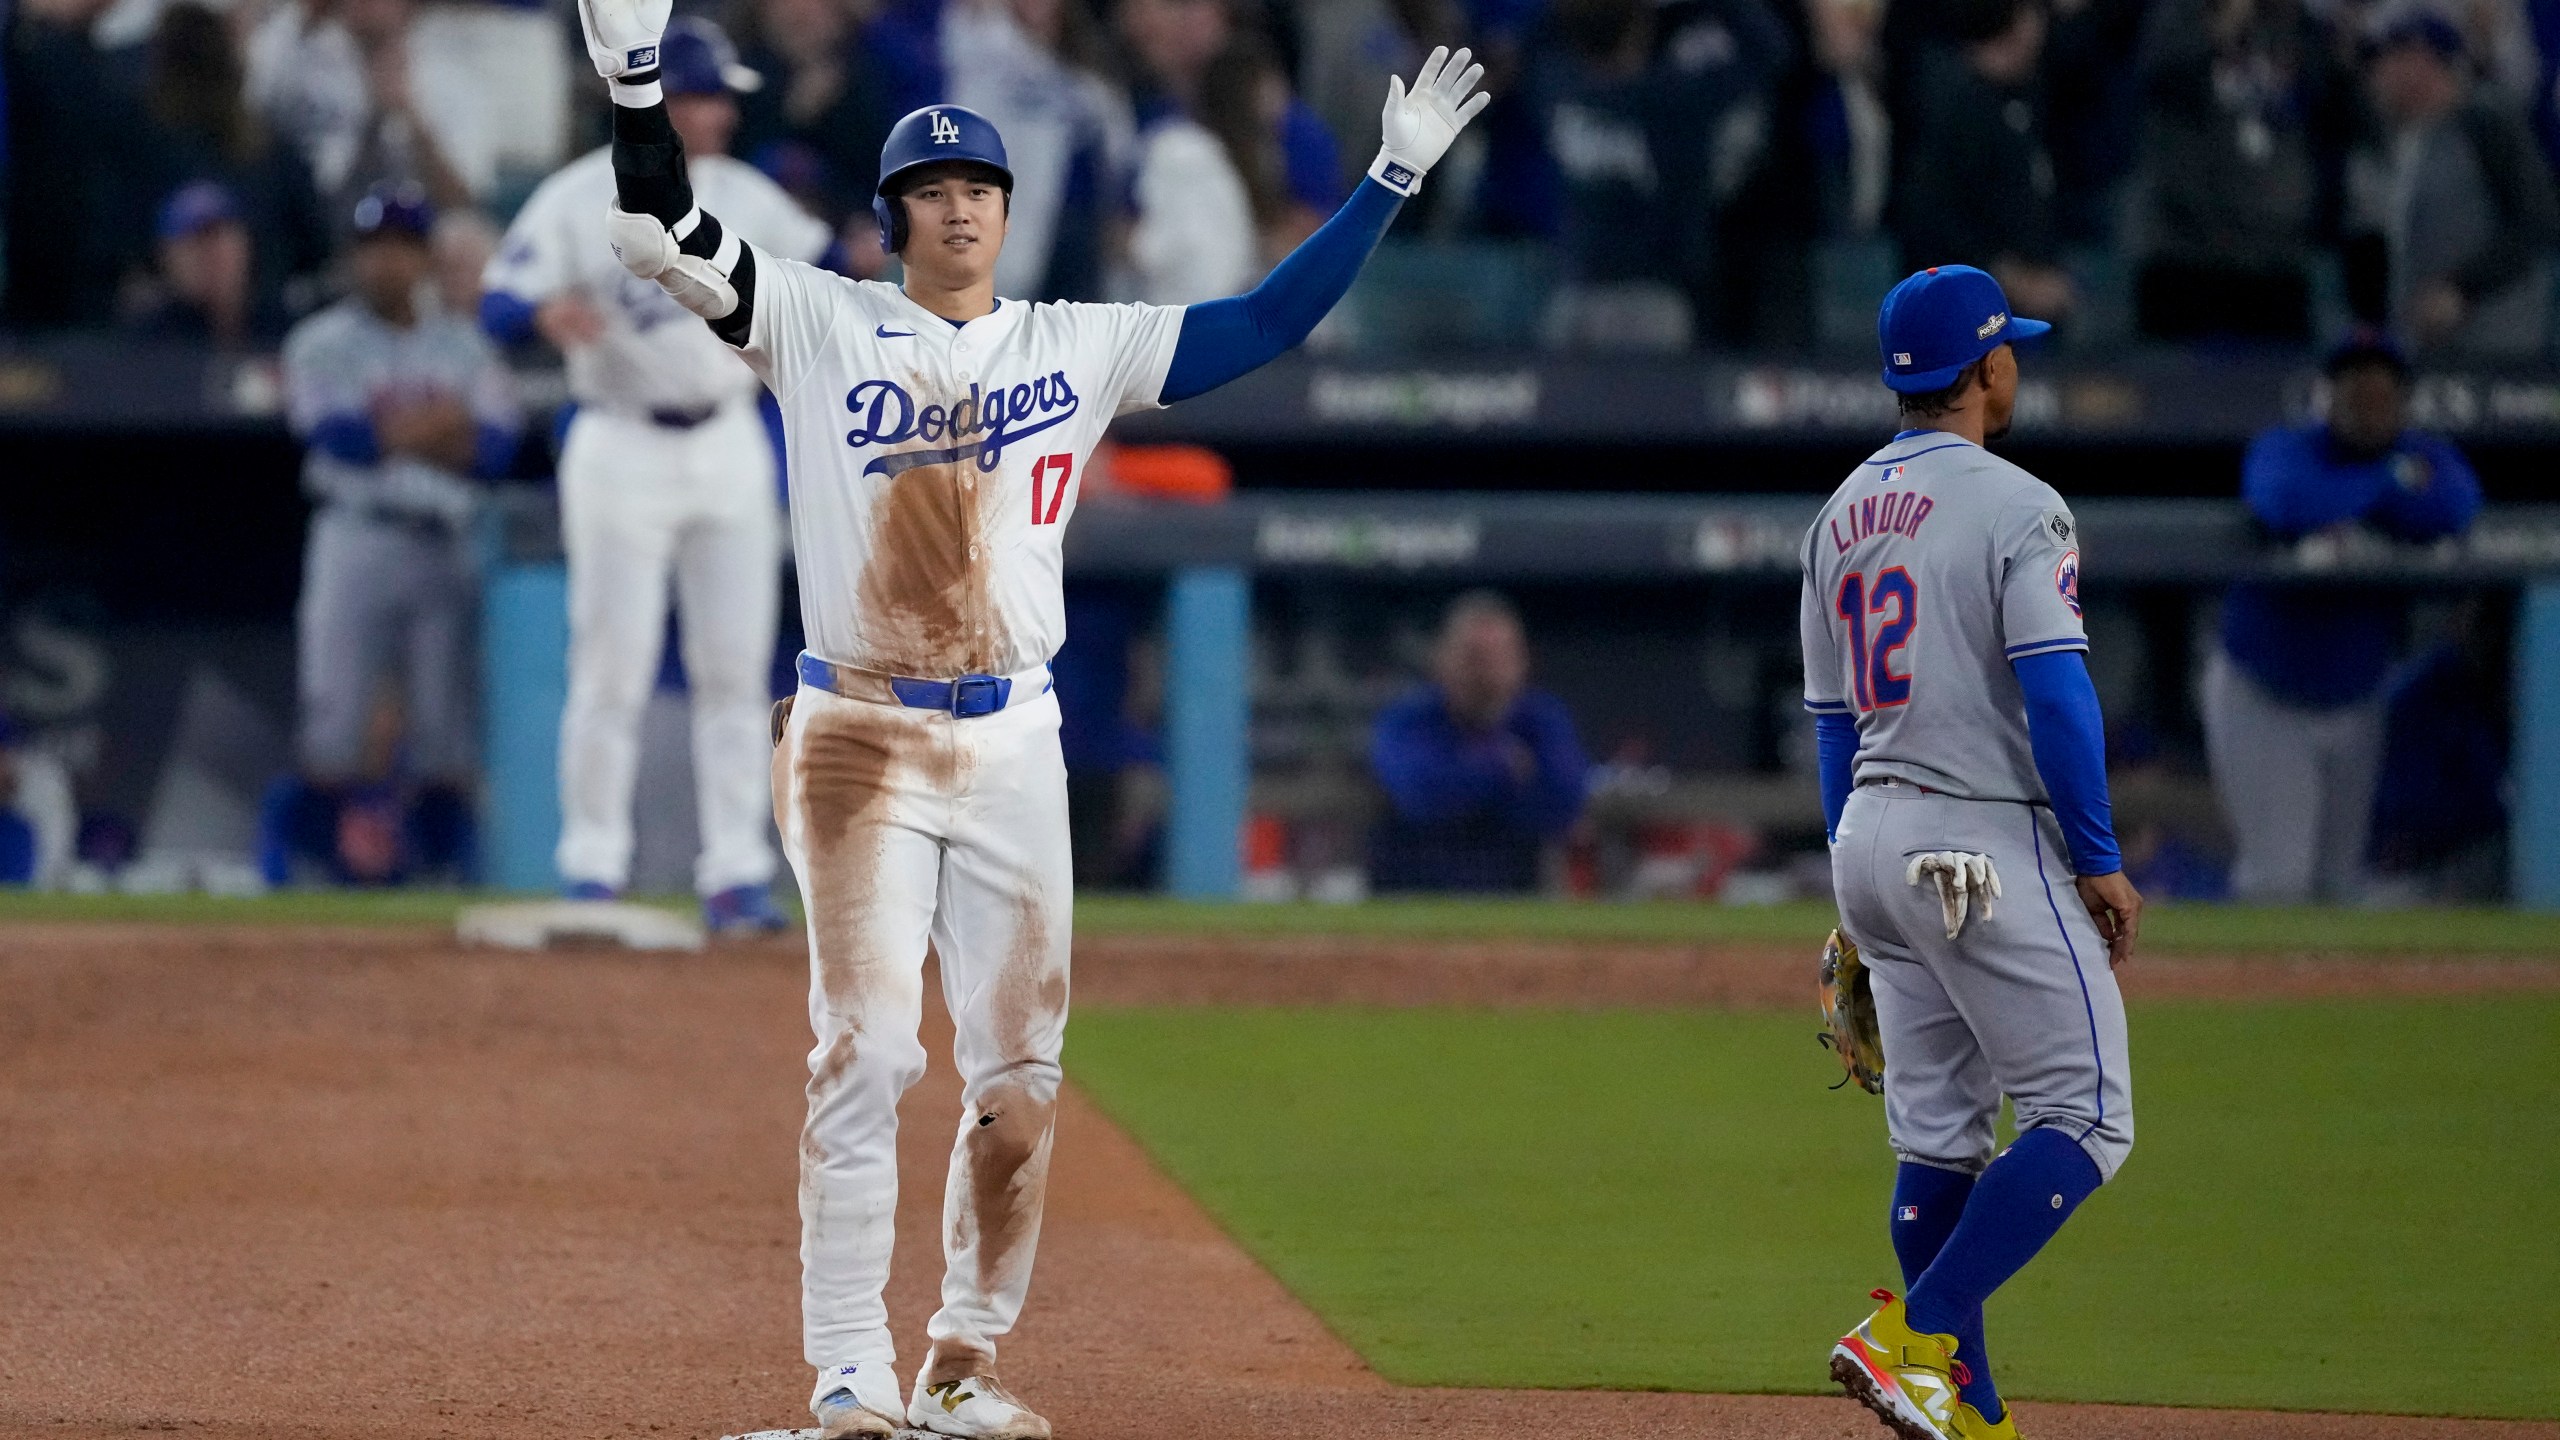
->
[898, 171, 1009, 285]
[1436, 614, 1529, 729]
[2330, 364, 2406, 454]
[1978, 343, 2020, 440]
[351, 233, 432, 316]
[669, 93, 740, 159]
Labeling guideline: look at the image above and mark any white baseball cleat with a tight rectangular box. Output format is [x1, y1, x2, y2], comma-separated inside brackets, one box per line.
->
[809, 1360, 905, 1440]
[907, 1373, 1052, 1440]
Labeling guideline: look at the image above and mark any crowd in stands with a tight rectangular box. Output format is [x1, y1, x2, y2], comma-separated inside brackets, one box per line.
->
[12, 0, 2560, 354]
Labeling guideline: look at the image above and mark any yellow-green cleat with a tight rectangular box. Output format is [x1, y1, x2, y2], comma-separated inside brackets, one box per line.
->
[1828, 1287, 1968, 1440]
[1954, 1400, 2021, 1439]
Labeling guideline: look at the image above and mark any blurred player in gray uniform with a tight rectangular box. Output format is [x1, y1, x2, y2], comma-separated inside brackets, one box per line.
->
[263, 184, 519, 886]
[482, 16, 831, 931]
[1802, 265, 2142, 1440]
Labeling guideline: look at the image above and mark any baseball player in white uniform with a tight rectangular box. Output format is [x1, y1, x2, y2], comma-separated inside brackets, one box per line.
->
[566, 0, 1489, 1427]
[482, 16, 831, 931]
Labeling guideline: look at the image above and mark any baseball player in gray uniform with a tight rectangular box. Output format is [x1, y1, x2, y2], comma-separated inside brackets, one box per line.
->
[264, 183, 518, 885]
[1802, 265, 2142, 1440]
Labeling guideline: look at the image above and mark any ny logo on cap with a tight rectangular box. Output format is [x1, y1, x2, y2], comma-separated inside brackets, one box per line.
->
[929, 111, 961, 144]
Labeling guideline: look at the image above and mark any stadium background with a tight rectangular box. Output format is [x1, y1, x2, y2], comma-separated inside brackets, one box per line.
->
[2, 0, 2559, 1435]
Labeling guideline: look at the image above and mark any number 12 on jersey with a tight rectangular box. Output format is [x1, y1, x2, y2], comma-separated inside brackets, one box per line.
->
[1030, 453, 1074, 526]
[1837, 567, 1917, 711]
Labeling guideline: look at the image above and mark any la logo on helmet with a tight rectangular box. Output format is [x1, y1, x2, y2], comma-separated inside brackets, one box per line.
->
[929, 111, 960, 144]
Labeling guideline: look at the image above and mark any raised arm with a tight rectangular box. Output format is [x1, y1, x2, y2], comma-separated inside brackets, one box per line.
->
[574, 0, 759, 345]
[1161, 46, 1491, 403]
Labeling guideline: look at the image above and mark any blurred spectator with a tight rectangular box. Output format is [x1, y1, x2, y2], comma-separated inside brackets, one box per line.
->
[262, 185, 515, 887]
[1724, 0, 1886, 344]
[2347, 10, 2559, 355]
[2042, 0, 2146, 242]
[247, 0, 478, 223]
[4, 0, 157, 327]
[732, 0, 898, 225]
[1893, 0, 2076, 321]
[1369, 591, 1589, 893]
[1294, 0, 1449, 200]
[127, 182, 267, 345]
[1530, 0, 1786, 349]
[1118, 0, 1261, 300]
[1054, 583, 1166, 888]
[2203, 330, 2481, 903]
[943, 0, 1133, 299]
[430, 206, 499, 317]
[1120, 0, 1348, 297]
[140, 2, 332, 327]
[1648, 0, 1795, 344]
[2131, 0, 2354, 342]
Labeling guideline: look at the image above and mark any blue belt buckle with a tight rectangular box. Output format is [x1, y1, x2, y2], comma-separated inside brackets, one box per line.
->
[948, 674, 1007, 717]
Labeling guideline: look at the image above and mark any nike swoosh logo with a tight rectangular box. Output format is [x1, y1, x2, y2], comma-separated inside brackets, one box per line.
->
[876, 324, 916, 338]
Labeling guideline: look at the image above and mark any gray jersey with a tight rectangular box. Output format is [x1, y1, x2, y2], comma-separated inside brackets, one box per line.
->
[283, 297, 519, 527]
[1798, 430, 2087, 804]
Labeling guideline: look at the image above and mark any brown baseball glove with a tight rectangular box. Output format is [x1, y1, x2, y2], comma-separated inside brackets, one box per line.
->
[1817, 926, 1884, 1095]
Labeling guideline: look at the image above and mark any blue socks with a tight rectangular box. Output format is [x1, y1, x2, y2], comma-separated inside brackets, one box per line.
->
[1903, 1128, 2107, 1423]
[1890, 1161, 1998, 1422]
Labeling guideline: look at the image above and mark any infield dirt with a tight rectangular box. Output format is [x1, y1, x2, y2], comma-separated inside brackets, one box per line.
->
[0, 924, 2549, 1440]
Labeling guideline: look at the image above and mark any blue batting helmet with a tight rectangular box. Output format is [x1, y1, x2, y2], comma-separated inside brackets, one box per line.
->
[351, 181, 435, 242]
[660, 16, 761, 97]
[872, 105, 1013, 254]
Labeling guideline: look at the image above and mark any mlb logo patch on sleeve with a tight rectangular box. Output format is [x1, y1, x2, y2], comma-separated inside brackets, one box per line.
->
[1896, 1205, 1921, 1222]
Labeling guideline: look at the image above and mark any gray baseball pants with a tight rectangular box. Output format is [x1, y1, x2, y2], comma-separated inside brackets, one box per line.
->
[295, 506, 476, 781]
[1832, 781, 2135, 1181]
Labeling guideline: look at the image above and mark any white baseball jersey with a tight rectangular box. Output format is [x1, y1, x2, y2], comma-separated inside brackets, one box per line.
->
[741, 254, 1184, 679]
[486, 148, 833, 412]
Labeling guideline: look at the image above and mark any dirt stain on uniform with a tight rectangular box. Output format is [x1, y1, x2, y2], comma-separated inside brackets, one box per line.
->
[857, 391, 1012, 677]
[924, 893, 1066, 1388]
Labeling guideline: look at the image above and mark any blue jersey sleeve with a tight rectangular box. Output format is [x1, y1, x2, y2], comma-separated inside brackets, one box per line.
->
[2241, 426, 2366, 537]
[1814, 709, 1857, 843]
[2369, 434, 2484, 542]
[1509, 692, 1591, 837]
[479, 291, 540, 346]
[2012, 649, 2120, 876]
[1161, 178, 1403, 402]
[306, 413, 381, 466]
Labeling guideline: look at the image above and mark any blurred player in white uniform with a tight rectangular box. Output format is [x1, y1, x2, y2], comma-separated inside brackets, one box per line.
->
[482, 17, 832, 931]
[573, 0, 1488, 1427]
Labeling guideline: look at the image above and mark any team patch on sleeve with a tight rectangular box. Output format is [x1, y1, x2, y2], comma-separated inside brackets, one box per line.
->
[2042, 509, 2075, 545]
[2055, 548, 2082, 617]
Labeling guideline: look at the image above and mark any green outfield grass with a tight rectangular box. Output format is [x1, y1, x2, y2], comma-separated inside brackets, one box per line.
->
[4, 889, 2560, 955]
[1065, 998, 2560, 1419]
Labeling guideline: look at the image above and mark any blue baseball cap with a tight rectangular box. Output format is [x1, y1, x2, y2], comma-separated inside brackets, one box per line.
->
[157, 180, 241, 240]
[1876, 264, 2051, 394]
[351, 182, 435, 241]
[661, 16, 761, 97]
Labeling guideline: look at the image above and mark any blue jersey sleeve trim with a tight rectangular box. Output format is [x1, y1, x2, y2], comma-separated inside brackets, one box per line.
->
[2013, 648, 2121, 876]
[479, 291, 540, 345]
[1803, 697, 1853, 714]
[2004, 636, 2090, 658]
[1161, 177, 1402, 403]
[306, 413, 381, 466]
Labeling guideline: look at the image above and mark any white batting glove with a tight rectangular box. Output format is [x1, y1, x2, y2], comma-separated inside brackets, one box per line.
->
[607, 205, 741, 319]
[575, 0, 669, 82]
[1907, 851, 2001, 940]
[1370, 45, 1491, 197]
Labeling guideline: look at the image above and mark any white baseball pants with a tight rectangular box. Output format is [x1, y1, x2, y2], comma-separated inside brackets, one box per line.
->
[555, 400, 781, 896]
[772, 682, 1074, 1386]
